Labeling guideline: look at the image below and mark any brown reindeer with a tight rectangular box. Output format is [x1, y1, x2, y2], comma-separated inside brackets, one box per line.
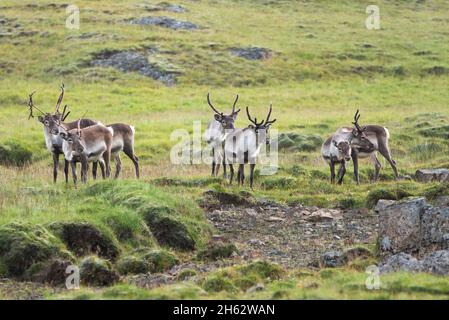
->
[59, 120, 113, 187]
[28, 85, 98, 182]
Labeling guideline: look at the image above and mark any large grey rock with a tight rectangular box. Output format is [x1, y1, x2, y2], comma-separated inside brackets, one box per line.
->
[421, 207, 449, 250]
[378, 197, 428, 254]
[229, 47, 272, 60]
[415, 169, 449, 182]
[128, 16, 198, 30]
[90, 50, 177, 86]
[422, 250, 449, 275]
[319, 251, 346, 268]
[379, 253, 423, 274]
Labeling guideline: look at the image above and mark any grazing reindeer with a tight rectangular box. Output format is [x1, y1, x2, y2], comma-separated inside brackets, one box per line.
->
[224, 104, 276, 189]
[59, 121, 113, 186]
[348, 110, 399, 183]
[204, 93, 240, 178]
[28, 85, 98, 182]
[321, 136, 352, 184]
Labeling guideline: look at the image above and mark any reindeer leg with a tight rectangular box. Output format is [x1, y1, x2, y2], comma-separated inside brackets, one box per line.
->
[99, 160, 106, 179]
[329, 159, 336, 184]
[114, 154, 122, 179]
[351, 149, 360, 184]
[370, 153, 382, 182]
[229, 164, 234, 185]
[239, 164, 245, 185]
[92, 161, 98, 180]
[52, 152, 59, 183]
[64, 159, 69, 183]
[211, 147, 216, 176]
[104, 150, 111, 178]
[222, 143, 227, 179]
[123, 144, 139, 179]
[378, 147, 399, 179]
[337, 160, 346, 185]
[249, 164, 256, 189]
[81, 158, 88, 184]
[71, 161, 77, 188]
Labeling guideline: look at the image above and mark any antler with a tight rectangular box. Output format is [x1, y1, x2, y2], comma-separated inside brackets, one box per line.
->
[27, 91, 46, 119]
[265, 104, 276, 125]
[207, 93, 222, 115]
[61, 105, 71, 122]
[77, 119, 81, 136]
[352, 109, 365, 132]
[55, 83, 65, 114]
[232, 94, 240, 114]
[246, 106, 264, 126]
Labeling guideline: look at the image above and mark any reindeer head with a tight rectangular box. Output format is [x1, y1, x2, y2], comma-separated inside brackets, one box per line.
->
[207, 93, 240, 130]
[332, 140, 352, 161]
[350, 109, 373, 149]
[246, 104, 277, 145]
[59, 120, 86, 160]
[29, 84, 71, 135]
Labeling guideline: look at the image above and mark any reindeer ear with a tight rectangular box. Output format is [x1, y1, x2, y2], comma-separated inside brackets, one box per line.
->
[214, 114, 222, 121]
[333, 140, 338, 147]
[248, 124, 255, 129]
[59, 132, 68, 140]
[232, 109, 241, 119]
[38, 116, 44, 123]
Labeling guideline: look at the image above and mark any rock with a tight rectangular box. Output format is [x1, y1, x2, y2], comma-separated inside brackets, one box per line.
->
[80, 256, 119, 286]
[89, 50, 178, 86]
[202, 189, 253, 207]
[379, 252, 423, 274]
[266, 216, 285, 222]
[319, 251, 347, 268]
[374, 199, 396, 212]
[415, 169, 449, 182]
[246, 283, 265, 293]
[48, 222, 120, 260]
[127, 16, 198, 30]
[378, 197, 428, 254]
[229, 47, 272, 60]
[306, 209, 339, 222]
[421, 250, 449, 275]
[421, 206, 449, 249]
[433, 195, 449, 207]
[137, 2, 187, 13]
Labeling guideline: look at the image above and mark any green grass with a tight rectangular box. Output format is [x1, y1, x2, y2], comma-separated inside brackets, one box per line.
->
[1, 0, 449, 299]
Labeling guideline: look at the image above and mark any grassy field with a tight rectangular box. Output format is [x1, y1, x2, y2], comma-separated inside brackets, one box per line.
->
[1, 0, 449, 299]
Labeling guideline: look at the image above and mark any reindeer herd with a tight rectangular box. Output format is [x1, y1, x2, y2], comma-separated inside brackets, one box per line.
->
[27, 84, 398, 189]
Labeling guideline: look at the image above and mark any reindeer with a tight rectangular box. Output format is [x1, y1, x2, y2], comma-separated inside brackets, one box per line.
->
[28, 85, 98, 182]
[92, 123, 140, 179]
[224, 104, 276, 189]
[204, 93, 240, 178]
[59, 120, 113, 187]
[321, 135, 353, 184]
[348, 110, 399, 183]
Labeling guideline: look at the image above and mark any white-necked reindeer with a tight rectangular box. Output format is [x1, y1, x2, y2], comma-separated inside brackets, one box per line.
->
[348, 110, 399, 183]
[28, 85, 98, 182]
[59, 120, 113, 187]
[204, 93, 240, 178]
[321, 135, 353, 184]
[224, 104, 276, 189]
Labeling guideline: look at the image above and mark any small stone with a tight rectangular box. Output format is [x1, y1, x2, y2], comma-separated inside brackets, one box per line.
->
[320, 251, 346, 268]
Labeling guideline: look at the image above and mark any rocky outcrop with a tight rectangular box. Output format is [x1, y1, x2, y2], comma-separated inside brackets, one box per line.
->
[415, 169, 449, 182]
[375, 197, 428, 254]
[380, 250, 449, 275]
[127, 16, 198, 30]
[229, 47, 272, 60]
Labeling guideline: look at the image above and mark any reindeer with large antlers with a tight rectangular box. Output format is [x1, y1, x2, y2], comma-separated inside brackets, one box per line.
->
[59, 120, 113, 187]
[28, 84, 98, 182]
[204, 93, 240, 178]
[224, 104, 276, 189]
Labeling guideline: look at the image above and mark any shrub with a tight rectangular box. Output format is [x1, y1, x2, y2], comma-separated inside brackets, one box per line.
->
[366, 186, 413, 208]
[48, 221, 120, 260]
[410, 142, 443, 161]
[261, 177, 297, 190]
[196, 241, 238, 261]
[142, 249, 178, 273]
[116, 256, 151, 275]
[202, 276, 237, 293]
[0, 222, 71, 277]
[80, 256, 119, 286]
[238, 261, 285, 280]
[0, 141, 33, 166]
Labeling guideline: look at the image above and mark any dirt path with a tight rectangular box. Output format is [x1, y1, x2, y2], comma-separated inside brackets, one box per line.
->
[206, 201, 378, 268]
